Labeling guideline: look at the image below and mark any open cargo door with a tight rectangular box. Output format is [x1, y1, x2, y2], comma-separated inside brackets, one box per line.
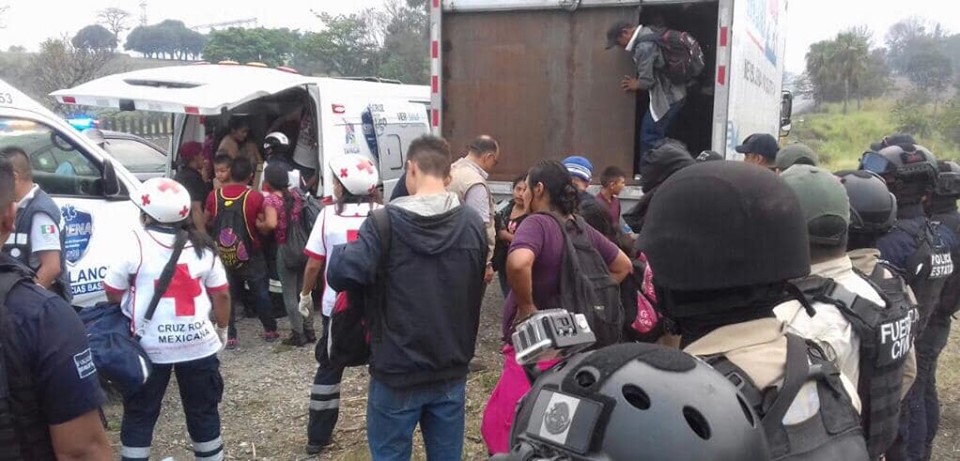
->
[51, 65, 315, 115]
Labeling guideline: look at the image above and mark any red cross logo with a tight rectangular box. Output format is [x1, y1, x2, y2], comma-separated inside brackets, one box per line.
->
[157, 180, 182, 193]
[340, 168, 349, 178]
[179, 205, 190, 218]
[155, 264, 203, 316]
[347, 229, 359, 242]
[357, 161, 375, 174]
[141, 194, 151, 206]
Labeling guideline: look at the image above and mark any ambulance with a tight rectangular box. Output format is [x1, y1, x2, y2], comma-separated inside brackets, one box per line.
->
[52, 63, 431, 200]
[0, 78, 143, 307]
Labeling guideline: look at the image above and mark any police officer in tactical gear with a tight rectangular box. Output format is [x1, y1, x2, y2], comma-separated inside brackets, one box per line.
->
[638, 161, 869, 460]
[859, 143, 959, 461]
[497, 343, 770, 461]
[779, 166, 913, 459]
[0, 147, 71, 301]
[0, 157, 113, 460]
[908, 160, 960, 461]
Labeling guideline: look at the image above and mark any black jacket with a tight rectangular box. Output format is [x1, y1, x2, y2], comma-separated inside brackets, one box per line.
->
[579, 191, 617, 242]
[327, 202, 486, 388]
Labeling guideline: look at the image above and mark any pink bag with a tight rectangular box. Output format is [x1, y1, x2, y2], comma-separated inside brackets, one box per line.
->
[481, 345, 558, 455]
[631, 253, 660, 335]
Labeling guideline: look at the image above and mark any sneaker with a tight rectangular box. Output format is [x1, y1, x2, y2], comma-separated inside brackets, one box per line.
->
[263, 331, 281, 342]
[304, 330, 318, 344]
[305, 443, 326, 455]
[281, 332, 307, 347]
[225, 338, 239, 350]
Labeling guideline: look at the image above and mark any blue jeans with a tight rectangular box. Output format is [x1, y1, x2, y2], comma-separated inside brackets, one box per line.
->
[367, 377, 467, 461]
[120, 355, 224, 461]
[639, 99, 685, 162]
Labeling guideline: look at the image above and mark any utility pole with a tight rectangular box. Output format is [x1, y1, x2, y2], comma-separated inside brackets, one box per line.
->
[139, 1, 148, 26]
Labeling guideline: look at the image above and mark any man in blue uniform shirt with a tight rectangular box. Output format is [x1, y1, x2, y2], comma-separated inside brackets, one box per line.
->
[0, 157, 111, 460]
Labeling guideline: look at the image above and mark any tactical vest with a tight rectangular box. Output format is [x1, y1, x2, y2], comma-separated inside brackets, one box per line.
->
[0, 263, 56, 461]
[707, 333, 867, 460]
[895, 219, 952, 335]
[794, 274, 912, 459]
[3, 190, 72, 302]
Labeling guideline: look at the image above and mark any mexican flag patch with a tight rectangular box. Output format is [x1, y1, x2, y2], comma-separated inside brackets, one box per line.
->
[40, 224, 56, 235]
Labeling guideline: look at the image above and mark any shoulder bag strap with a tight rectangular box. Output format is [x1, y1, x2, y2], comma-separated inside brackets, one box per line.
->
[135, 230, 189, 341]
[761, 333, 812, 432]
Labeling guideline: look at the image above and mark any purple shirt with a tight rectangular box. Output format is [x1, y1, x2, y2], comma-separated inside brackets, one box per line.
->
[502, 214, 621, 341]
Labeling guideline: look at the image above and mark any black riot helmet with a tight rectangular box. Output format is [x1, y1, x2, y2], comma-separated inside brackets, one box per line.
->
[638, 161, 810, 292]
[504, 343, 769, 461]
[836, 170, 897, 236]
[934, 160, 960, 199]
[859, 144, 938, 205]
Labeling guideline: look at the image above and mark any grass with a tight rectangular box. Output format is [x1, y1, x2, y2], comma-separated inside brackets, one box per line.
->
[789, 99, 960, 171]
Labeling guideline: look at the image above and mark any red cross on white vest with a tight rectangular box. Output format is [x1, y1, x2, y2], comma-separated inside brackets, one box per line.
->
[155, 264, 203, 316]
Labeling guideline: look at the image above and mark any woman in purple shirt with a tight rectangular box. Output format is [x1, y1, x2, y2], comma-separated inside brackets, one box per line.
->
[503, 160, 632, 340]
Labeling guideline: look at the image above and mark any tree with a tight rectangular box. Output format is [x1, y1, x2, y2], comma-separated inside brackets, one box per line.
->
[805, 40, 836, 110]
[97, 7, 131, 42]
[829, 27, 870, 113]
[375, 0, 429, 84]
[203, 27, 299, 66]
[72, 24, 118, 52]
[7, 45, 25, 53]
[28, 36, 116, 111]
[300, 13, 381, 77]
[906, 49, 953, 116]
[126, 20, 206, 60]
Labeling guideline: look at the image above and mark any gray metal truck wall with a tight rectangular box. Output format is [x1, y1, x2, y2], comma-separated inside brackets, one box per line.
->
[442, 8, 638, 182]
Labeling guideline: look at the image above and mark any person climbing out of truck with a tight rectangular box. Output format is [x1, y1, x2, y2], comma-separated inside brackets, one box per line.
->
[736, 133, 780, 170]
[606, 13, 700, 166]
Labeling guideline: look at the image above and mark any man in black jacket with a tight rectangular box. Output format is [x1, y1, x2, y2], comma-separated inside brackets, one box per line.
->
[327, 135, 486, 460]
[563, 155, 618, 241]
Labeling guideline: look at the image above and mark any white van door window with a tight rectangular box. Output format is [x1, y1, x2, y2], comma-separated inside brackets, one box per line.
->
[0, 117, 104, 197]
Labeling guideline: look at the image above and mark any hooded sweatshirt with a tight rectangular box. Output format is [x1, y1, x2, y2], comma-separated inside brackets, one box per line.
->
[327, 192, 487, 388]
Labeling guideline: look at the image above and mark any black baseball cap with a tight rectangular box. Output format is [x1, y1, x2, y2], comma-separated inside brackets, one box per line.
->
[606, 21, 634, 49]
[735, 133, 779, 161]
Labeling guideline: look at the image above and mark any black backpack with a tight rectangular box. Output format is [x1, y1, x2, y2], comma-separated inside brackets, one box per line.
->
[317, 207, 390, 369]
[213, 188, 254, 271]
[279, 189, 322, 270]
[898, 220, 954, 284]
[542, 213, 623, 348]
[637, 28, 706, 84]
[706, 334, 869, 460]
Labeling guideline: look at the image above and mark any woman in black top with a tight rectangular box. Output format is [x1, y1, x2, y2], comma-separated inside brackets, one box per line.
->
[492, 175, 529, 297]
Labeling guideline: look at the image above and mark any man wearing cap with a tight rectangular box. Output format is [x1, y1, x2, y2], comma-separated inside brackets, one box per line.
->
[563, 155, 617, 241]
[776, 165, 879, 391]
[174, 141, 211, 232]
[606, 19, 687, 164]
[735, 133, 779, 169]
[775, 143, 819, 173]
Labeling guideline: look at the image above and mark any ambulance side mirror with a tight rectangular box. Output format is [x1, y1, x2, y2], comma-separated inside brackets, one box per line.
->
[102, 159, 121, 198]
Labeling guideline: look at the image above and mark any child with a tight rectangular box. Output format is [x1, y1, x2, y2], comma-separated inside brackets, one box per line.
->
[212, 152, 233, 190]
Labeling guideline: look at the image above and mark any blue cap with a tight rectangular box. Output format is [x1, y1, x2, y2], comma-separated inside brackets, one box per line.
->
[563, 155, 594, 182]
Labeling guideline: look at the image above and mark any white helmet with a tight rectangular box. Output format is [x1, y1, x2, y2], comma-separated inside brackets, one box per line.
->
[137, 178, 193, 224]
[328, 154, 380, 196]
[263, 132, 290, 151]
[83, 128, 106, 147]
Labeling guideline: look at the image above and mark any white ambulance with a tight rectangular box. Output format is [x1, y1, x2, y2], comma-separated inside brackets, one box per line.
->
[52, 63, 431, 200]
[0, 78, 143, 307]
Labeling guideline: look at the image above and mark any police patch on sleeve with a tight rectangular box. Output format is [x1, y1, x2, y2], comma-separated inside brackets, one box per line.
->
[73, 348, 96, 379]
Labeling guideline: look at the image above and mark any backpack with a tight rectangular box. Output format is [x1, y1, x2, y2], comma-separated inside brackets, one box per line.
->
[898, 220, 954, 284]
[706, 334, 869, 460]
[279, 193, 326, 270]
[316, 208, 390, 369]
[542, 213, 623, 348]
[793, 274, 912, 458]
[637, 28, 706, 84]
[214, 188, 254, 271]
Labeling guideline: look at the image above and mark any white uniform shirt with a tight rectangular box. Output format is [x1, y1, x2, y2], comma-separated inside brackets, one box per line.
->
[775, 255, 881, 387]
[304, 202, 381, 316]
[103, 228, 229, 364]
[10, 184, 62, 268]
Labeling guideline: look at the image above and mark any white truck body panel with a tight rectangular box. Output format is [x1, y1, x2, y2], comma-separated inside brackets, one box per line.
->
[1, 78, 143, 307]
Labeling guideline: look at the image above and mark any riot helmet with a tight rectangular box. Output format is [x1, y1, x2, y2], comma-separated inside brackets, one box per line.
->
[836, 170, 897, 237]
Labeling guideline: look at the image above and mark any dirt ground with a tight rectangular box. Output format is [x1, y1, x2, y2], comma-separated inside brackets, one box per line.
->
[101, 283, 960, 460]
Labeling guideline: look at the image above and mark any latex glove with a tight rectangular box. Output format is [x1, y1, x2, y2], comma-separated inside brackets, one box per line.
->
[216, 326, 229, 351]
[298, 292, 313, 318]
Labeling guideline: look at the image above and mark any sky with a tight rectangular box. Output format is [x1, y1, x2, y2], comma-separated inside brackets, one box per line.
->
[2, 0, 960, 74]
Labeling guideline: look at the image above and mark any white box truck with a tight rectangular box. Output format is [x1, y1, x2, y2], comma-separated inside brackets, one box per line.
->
[430, 0, 792, 201]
